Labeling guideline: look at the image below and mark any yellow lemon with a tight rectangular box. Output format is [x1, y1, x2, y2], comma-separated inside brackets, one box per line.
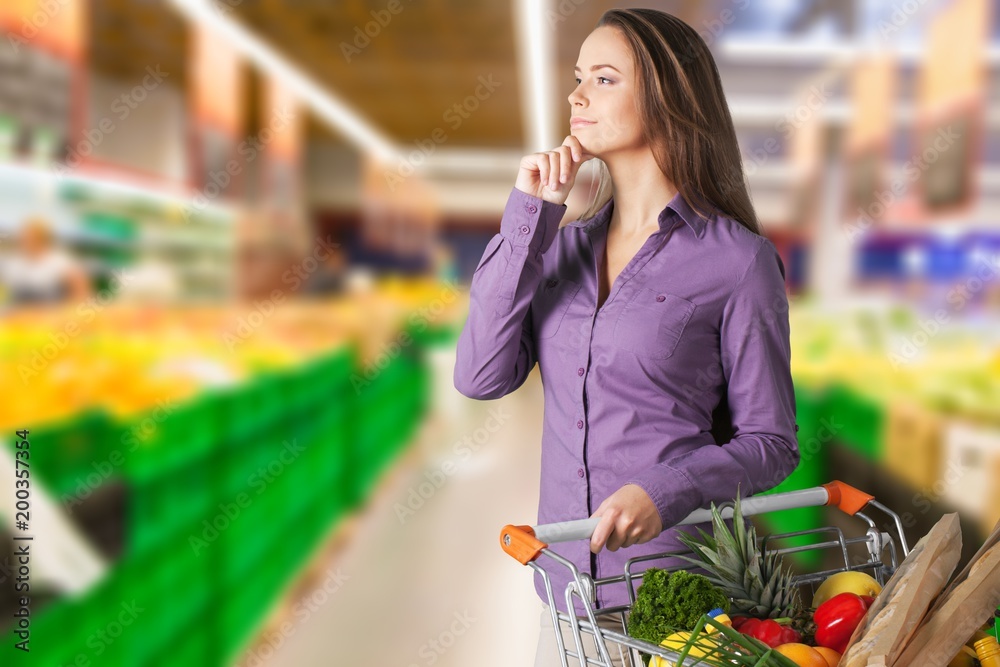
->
[812, 572, 882, 607]
[650, 631, 720, 666]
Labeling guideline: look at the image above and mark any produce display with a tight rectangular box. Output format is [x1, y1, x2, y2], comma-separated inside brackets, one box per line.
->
[763, 302, 1000, 554]
[0, 276, 465, 666]
[0, 275, 464, 429]
[788, 301, 1000, 422]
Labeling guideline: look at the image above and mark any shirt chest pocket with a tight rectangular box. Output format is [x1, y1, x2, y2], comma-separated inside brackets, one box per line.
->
[612, 289, 696, 359]
[533, 278, 581, 340]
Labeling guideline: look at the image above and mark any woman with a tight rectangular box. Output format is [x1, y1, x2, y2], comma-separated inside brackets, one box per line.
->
[453, 9, 799, 665]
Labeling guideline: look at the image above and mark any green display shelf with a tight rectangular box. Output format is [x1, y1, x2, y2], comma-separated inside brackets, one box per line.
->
[8, 409, 112, 498]
[758, 383, 831, 569]
[18, 332, 430, 667]
[825, 382, 885, 462]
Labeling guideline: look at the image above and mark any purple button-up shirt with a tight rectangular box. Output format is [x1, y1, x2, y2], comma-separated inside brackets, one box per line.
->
[454, 186, 799, 616]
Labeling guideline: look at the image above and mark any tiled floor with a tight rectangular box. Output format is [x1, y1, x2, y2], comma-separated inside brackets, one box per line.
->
[249, 345, 549, 666]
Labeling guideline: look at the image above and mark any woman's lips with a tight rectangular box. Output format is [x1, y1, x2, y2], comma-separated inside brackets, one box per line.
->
[570, 118, 596, 128]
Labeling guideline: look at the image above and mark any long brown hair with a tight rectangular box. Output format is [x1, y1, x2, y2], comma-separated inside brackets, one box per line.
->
[579, 8, 761, 236]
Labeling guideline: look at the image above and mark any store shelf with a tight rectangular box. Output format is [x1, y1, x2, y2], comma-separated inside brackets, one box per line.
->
[0, 159, 237, 301]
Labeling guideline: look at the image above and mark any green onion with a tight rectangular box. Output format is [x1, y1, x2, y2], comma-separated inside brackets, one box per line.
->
[637, 614, 802, 667]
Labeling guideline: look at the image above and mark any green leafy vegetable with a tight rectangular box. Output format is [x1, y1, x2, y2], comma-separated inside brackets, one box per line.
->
[628, 568, 730, 646]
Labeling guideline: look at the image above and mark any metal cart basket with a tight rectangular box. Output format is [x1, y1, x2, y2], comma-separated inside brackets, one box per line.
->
[500, 481, 911, 667]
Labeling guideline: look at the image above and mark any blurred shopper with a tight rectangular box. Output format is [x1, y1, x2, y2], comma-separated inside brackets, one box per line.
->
[1, 217, 90, 306]
[453, 10, 798, 667]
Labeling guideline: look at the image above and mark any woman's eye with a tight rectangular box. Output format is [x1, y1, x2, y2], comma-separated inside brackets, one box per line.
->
[575, 76, 612, 85]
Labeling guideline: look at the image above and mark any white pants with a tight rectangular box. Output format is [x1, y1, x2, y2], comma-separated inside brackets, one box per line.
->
[533, 605, 632, 667]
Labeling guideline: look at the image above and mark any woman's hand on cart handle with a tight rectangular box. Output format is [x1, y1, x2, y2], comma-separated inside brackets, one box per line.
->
[589, 484, 663, 554]
[502, 481, 879, 562]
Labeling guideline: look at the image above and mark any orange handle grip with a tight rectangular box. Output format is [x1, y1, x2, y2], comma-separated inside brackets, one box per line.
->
[822, 480, 875, 516]
[500, 524, 547, 565]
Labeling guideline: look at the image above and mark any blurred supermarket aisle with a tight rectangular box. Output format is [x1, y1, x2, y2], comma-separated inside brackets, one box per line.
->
[248, 347, 548, 667]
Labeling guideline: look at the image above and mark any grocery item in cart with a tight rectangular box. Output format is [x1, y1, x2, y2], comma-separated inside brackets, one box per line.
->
[892, 526, 1000, 666]
[627, 568, 730, 647]
[811, 571, 882, 607]
[841, 512, 961, 667]
[501, 481, 909, 667]
[975, 636, 1000, 667]
[676, 493, 802, 619]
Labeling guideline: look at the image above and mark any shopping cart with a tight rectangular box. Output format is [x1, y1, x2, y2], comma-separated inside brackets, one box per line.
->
[500, 481, 911, 667]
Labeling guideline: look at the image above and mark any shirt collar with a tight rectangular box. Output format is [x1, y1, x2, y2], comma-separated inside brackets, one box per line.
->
[567, 189, 708, 239]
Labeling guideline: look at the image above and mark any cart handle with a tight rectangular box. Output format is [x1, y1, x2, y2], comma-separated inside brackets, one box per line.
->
[500, 480, 875, 564]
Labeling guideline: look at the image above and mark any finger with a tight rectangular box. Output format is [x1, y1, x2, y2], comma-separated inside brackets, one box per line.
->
[606, 516, 629, 552]
[560, 134, 582, 161]
[556, 145, 573, 184]
[604, 518, 624, 551]
[621, 529, 641, 549]
[618, 520, 647, 551]
[606, 528, 621, 552]
[536, 154, 548, 190]
[617, 528, 631, 549]
[590, 513, 615, 554]
[560, 135, 579, 161]
[561, 135, 593, 161]
[547, 151, 560, 190]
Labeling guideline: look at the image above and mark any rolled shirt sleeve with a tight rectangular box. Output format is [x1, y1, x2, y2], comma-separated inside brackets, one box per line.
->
[625, 238, 800, 530]
[453, 187, 567, 400]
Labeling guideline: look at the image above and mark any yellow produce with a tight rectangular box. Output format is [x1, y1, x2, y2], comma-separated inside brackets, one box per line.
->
[811, 572, 882, 608]
[0, 281, 466, 430]
[775, 643, 828, 667]
[813, 646, 841, 666]
[650, 631, 720, 666]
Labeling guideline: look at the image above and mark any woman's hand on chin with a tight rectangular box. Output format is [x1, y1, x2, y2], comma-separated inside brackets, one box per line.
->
[514, 135, 595, 206]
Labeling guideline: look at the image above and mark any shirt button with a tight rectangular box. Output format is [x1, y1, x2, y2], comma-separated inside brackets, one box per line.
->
[577, 468, 585, 478]
[577, 367, 584, 376]
[527, 204, 538, 214]
[547, 278, 558, 288]
[655, 294, 666, 302]
[576, 420, 584, 429]
[519, 224, 530, 234]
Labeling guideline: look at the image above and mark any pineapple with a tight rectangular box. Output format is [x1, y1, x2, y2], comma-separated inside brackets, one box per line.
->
[675, 495, 804, 621]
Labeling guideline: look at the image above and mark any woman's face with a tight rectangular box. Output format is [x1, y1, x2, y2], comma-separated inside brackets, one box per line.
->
[569, 26, 644, 157]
